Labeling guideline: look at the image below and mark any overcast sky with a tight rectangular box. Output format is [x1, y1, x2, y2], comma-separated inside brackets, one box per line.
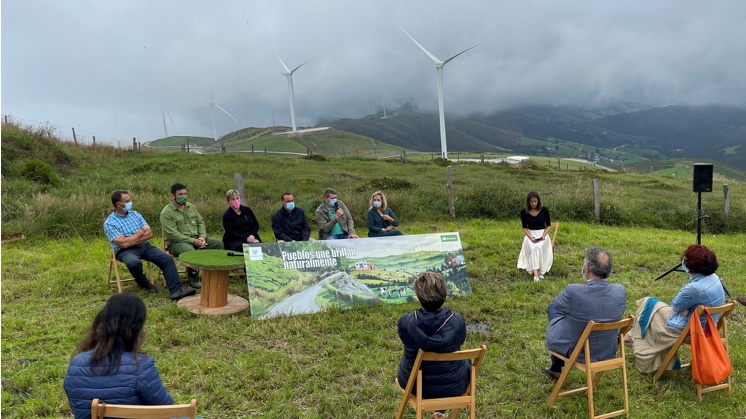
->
[2, 1, 745, 145]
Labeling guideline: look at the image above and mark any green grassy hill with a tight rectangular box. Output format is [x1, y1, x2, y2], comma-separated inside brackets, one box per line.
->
[2, 121, 746, 418]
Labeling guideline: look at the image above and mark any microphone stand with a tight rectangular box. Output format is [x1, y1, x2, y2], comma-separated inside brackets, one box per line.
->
[652, 191, 733, 299]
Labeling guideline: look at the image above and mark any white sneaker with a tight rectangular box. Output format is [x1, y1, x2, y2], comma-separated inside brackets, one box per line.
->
[534, 276, 540, 282]
[539, 274, 545, 279]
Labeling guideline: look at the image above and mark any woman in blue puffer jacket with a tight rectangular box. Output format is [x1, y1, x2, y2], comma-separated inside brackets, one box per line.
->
[63, 293, 174, 419]
[397, 271, 471, 418]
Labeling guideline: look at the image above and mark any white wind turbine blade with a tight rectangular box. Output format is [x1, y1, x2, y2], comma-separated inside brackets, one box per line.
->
[290, 61, 308, 75]
[443, 39, 491, 65]
[276, 53, 291, 73]
[399, 25, 442, 64]
[190, 104, 211, 114]
[213, 102, 239, 123]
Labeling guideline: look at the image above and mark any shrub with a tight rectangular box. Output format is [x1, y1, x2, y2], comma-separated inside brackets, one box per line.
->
[20, 159, 61, 187]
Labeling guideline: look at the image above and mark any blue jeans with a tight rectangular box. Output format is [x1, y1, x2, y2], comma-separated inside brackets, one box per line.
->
[325, 233, 349, 240]
[116, 242, 182, 294]
[547, 301, 566, 372]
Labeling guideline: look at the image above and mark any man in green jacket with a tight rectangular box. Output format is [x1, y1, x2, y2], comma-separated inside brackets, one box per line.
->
[160, 183, 223, 288]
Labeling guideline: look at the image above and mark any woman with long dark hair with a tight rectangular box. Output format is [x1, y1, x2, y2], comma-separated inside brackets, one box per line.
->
[517, 191, 553, 282]
[64, 293, 174, 418]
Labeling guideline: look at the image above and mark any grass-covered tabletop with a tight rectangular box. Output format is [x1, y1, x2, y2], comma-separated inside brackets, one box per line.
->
[178, 249, 246, 271]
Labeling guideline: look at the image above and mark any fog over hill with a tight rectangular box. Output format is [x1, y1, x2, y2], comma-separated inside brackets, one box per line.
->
[3, 1, 745, 147]
[329, 103, 746, 170]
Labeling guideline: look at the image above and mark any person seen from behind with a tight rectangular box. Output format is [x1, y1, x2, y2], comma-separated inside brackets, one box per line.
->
[63, 294, 181, 418]
[397, 272, 470, 419]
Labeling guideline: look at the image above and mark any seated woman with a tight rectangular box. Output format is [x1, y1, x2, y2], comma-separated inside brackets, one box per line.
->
[64, 294, 176, 418]
[517, 191, 553, 282]
[366, 190, 403, 237]
[627, 244, 725, 374]
[222, 189, 261, 251]
[397, 272, 470, 419]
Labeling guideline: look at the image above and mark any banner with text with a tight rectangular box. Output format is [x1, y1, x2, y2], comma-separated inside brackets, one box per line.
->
[243, 232, 471, 319]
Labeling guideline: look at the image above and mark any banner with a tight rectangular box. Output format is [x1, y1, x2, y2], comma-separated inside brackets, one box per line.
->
[243, 232, 471, 319]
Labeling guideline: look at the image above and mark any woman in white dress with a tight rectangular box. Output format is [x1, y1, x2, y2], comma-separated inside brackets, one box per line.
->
[517, 191, 553, 282]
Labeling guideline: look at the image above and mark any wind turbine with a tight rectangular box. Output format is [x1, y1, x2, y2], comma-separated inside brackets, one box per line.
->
[161, 108, 174, 138]
[400, 26, 489, 159]
[191, 91, 238, 142]
[276, 53, 308, 133]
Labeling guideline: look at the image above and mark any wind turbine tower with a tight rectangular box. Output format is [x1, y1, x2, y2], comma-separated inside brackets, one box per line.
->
[276, 53, 308, 133]
[191, 91, 238, 142]
[161, 108, 174, 138]
[400, 26, 489, 159]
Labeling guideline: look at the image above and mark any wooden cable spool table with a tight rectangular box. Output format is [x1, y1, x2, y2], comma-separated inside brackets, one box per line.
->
[177, 249, 249, 315]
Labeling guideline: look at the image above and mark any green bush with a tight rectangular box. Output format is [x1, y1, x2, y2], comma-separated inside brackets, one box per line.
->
[20, 159, 61, 187]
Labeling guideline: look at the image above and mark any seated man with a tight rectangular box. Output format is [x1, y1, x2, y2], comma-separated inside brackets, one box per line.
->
[104, 190, 196, 301]
[544, 246, 627, 380]
[315, 188, 358, 240]
[160, 183, 223, 287]
[271, 192, 311, 242]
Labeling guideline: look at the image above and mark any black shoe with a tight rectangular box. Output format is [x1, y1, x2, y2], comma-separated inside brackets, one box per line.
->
[187, 269, 202, 289]
[737, 295, 746, 307]
[543, 367, 561, 381]
[170, 287, 197, 300]
[139, 282, 158, 293]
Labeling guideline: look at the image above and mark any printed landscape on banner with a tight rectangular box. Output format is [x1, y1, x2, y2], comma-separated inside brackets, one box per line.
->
[243, 233, 471, 319]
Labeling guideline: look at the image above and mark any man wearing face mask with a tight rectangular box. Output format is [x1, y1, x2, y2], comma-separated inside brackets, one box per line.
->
[315, 188, 359, 240]
[271, 192, 311, 242]
[160, 183, 223, 288]
[104, 190, 197, 300]
[543, 247, 627, 381]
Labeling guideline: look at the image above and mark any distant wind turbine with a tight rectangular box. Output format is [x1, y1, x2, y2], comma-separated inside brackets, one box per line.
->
[191, 91, 238, 142]
[161, 108, 174, 138]
[276, 53, 308, 133]
[400, 25, 490, 159]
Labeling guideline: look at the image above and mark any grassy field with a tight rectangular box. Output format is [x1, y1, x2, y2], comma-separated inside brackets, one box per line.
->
[2, 121, 746, 417]
[2, 222, 746, 418]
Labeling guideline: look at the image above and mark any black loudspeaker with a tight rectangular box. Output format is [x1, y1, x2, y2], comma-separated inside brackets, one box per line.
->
[692, 163, 713, 193]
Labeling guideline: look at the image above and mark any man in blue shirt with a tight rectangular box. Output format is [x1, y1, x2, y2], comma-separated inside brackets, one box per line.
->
[104, 190, 196, 300]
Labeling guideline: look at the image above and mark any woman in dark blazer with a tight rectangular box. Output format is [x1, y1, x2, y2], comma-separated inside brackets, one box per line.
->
[222, 189, 261, 251]
[366, 190, 403, 237]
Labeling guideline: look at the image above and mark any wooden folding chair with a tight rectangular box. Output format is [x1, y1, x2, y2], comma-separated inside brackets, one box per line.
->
[550, 222, 559, 251]
[548, 316, 634, 419]
[107, 249, 153, 294]
[653, 301, 736, 400]
[91, 398, 196, 419]
[395, 345, 487, 419]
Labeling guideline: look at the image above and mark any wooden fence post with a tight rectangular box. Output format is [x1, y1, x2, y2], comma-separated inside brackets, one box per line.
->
[374, 150, 377, 159]
[481, 154, 484, 165]
[251, 144, 254, 156]
[593, 179, 600, 221]
[72, 128, 78, 145]
[446, 166, 455, 219]
[92, 136, 96, 146]
[3, 115, 7, 124]
[132, 137, 137, 150]
[723, 184, 730, 217]
[264, 148, 267, 156]
[343, 147, 345, 157]
[234, 173, 248, 207]
[400, 152, 405, 164]
[431, 153, 434, 162]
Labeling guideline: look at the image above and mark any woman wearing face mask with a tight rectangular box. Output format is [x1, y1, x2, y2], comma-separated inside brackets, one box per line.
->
[222, 189, 261, 251]
[625, 244, 725, 374]
[366, 190, 403, 237]
[517, 191, 553, 282]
